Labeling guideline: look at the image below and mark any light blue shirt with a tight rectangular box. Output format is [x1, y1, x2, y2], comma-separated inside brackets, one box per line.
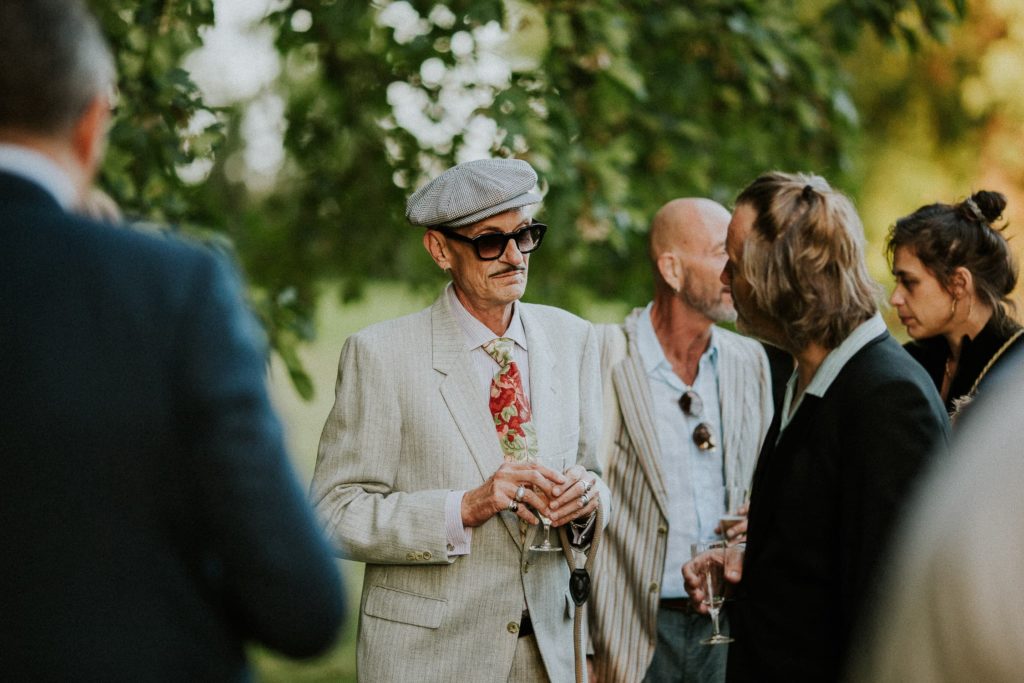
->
[637, 304, 725, 598]
[779, 313, 887, 433]
[0, 144, 77, 210]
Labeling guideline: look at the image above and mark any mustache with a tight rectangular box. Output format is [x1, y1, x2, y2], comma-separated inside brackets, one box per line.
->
[491, 265, 527, 276]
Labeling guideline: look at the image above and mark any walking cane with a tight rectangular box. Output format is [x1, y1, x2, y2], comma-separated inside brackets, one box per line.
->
[558, 504, 604, 683]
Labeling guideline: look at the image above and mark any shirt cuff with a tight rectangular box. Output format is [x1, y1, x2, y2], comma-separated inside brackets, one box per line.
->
[445, 490, 473, 557]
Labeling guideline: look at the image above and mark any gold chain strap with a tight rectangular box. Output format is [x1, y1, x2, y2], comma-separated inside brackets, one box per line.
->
[950, 328, 1024, 423]
[966, 328, 1024, 396]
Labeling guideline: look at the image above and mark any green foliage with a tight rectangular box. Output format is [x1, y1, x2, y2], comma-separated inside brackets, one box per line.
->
[823, 0, 966, 51]
[91, 0, 964, 397]
[92, 0, 221, 223]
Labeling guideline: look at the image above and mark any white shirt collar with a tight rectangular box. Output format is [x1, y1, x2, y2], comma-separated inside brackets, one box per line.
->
[779, 312, 887, 430]
[445, 282, 528, 351]
[0, 144, 78, 210]
[804, 312, 887, 398]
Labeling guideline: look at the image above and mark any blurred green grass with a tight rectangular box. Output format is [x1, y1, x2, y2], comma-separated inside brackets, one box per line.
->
[256, 280, 629, 681]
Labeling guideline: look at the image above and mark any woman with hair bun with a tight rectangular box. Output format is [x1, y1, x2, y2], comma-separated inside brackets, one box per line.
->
[888, 190, 1022, 419]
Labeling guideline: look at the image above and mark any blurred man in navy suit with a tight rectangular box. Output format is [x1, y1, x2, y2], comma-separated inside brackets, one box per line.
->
[0, 1, 345, 679]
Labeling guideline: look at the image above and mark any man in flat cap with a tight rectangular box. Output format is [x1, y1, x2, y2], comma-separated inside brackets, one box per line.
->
[311, 157, 610, 681]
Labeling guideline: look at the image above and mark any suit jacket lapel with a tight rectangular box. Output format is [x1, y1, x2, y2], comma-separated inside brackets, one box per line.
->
[749, 414, 780, 503]
[717, 330, 740, 487]
[748, 395, 819, 548]
[432, 294, 524, 547]
[520, 305, 559, 550]
[520, 306, 558, 465]
[613, 333, 670, 519]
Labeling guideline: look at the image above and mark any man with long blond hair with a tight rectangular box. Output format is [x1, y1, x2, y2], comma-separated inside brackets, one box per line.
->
[684, 171, 950, 681]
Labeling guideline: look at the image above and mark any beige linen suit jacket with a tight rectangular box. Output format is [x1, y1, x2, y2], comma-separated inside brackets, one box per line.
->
[311, 290, 610, 682]
[588, 309, 773, 683]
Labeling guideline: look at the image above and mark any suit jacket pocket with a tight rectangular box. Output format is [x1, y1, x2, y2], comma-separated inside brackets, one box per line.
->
[364, 585, 447, 629]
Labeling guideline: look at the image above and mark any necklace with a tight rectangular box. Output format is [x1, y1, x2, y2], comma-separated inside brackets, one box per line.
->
[944, 355, 956, 380]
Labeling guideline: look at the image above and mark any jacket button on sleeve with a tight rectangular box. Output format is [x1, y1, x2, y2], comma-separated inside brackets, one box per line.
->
[507, 622, 519, 634]
[423, 551, 432, 560]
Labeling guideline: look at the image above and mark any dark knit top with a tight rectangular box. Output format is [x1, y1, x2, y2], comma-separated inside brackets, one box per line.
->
[904, 317, 1024, 414]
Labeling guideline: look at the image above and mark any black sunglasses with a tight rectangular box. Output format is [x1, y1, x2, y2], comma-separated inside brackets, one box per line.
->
[437, 222, 547, 261]
[678, 390, 716, 451]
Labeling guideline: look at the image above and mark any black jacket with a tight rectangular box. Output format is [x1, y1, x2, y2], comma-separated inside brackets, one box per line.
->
[726, 332, 950, 682]
[904, 317, 1024, 414]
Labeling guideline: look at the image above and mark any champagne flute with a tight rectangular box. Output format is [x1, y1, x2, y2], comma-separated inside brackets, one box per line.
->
[529, 454, 562, 553]
[719, 486, 748, 541]
[690, 540, 734, 645]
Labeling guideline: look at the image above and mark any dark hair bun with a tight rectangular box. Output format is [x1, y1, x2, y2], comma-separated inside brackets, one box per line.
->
[968, 190, 1007, 223]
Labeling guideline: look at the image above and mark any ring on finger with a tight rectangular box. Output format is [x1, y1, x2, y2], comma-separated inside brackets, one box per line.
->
[579, 493, 589, 507]
[580, 480, 592, 494]
[508, 499, 519, 512]
[514, 485, 526, 502]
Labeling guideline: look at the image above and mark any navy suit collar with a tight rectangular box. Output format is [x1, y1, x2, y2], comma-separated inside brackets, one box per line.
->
[0, 171, 65, 213]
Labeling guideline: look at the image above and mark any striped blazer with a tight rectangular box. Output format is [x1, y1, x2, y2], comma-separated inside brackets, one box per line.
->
[588, 308, 773, 682]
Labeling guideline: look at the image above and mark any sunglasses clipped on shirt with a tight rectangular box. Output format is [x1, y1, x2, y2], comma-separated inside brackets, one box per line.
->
[436, 222, 547, 260]
[678, 390, 716, 451]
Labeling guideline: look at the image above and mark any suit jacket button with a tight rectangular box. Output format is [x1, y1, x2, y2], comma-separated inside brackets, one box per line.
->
[406, 552, 415, 561]
[423, 551, 432, 560]
[649, 581, 659, 593]
[507, 622, 519, 634]
[657, 525, 668, 535]
[446, 543, 455, 552]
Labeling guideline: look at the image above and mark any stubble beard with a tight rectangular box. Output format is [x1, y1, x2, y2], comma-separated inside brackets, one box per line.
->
[680, 278, 736, 325]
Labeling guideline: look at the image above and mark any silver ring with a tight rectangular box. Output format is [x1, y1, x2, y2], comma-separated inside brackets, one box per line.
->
[508, 499, 519, 512]
[581, 480, 592, 494]
[580, 493, 590, 507]
[515, 485, 526, 502]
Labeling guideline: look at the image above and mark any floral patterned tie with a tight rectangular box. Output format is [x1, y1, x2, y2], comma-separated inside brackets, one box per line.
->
[482, 337, 538, 463]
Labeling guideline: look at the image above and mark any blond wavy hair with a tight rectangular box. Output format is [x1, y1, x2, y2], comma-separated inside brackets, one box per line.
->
[736, 171, 881, 351]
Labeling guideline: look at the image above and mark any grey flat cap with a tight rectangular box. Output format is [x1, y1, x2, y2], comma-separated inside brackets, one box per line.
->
[406, 158, 542, 228]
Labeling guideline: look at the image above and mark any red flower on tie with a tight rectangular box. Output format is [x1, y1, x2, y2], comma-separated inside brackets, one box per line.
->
[483, 338, 538, 462]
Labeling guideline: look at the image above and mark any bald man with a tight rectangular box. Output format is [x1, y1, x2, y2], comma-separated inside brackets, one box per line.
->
[587, 199, 774, 683]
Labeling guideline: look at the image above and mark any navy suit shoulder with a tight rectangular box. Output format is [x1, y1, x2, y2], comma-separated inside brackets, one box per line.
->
[1, 176, 344, 680]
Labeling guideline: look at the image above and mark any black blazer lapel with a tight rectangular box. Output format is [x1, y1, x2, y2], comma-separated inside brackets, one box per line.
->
[746, 395, 821, 553]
